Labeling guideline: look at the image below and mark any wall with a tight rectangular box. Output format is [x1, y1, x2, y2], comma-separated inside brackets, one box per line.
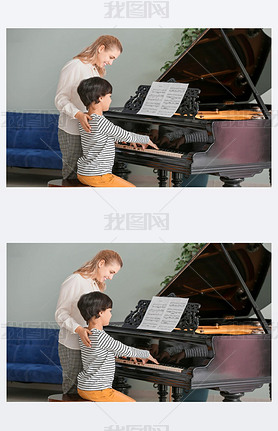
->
[7, 243, 182, 325]
[6, 28, 271, 111]
[6, 28, 183, 111]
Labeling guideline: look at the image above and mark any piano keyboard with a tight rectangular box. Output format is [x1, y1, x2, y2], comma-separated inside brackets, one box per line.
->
[116, 358, 183, 373]
[115, 143, 183, 159]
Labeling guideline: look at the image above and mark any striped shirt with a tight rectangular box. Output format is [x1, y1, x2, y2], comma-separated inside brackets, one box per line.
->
[77, 114, 149, 176]
[77, 328, 149, 391]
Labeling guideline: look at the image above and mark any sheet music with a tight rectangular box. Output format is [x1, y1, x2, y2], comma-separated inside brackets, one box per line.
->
[137, 296, 189, 332]
[137, 82, 189, 117]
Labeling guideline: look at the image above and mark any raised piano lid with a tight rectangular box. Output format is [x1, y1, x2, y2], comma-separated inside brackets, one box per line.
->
[158, 29, 271, 105]
[157, 243, 271, 320]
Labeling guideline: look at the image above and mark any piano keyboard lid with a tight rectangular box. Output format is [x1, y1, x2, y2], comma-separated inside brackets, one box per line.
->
[158, 28, 271, 105]
[157, 243, 271, 320]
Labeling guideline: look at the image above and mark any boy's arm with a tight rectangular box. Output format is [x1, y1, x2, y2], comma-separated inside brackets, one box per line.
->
[98, 116, 153, 146]
[98, 331, 150, 359]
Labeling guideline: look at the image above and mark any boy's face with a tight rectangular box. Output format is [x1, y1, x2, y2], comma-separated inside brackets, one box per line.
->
[99, 93, 112, 112]
[100, 308, 112, 326]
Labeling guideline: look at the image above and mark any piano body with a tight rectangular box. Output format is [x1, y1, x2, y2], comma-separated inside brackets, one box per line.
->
[106, 243, 271, 401]
[105, 29, 271, 187]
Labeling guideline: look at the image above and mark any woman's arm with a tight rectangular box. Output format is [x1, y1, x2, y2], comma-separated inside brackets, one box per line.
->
[55, 275, 83, 334]
[75, 111, 92, 133]
[55, 61, 83, 119]
[55, 61, 94, 132]
[75, 326, 92, 347]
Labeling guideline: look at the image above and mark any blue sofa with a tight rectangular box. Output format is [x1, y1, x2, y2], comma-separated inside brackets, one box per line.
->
[7, 326, 62, 384]
[6, 112, 62, 170]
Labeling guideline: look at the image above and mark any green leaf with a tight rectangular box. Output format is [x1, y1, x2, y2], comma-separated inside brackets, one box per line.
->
[160, 243, 205, 287]
[161, 28, 205, 72]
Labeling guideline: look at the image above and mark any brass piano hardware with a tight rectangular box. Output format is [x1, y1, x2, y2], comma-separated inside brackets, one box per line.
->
[195, 324, 263, 335]
[195, 110, 265, 120]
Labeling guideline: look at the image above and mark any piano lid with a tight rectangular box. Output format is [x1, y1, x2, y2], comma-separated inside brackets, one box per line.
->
[158, 29, 271, 104]
[157, 243, 271, 319]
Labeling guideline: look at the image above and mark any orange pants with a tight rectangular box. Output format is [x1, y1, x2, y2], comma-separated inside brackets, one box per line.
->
[77, 173, 135, 187]
[78, 388, 135, 402]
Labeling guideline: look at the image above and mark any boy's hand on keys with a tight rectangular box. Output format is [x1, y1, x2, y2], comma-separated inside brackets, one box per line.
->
[141, 354, 159, 365]
[129, 354, 159, 365]
[138, 140, 158, 151]
[125, 140, 158, 151]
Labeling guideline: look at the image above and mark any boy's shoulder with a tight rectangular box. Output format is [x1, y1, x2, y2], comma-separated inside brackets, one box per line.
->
[90, 114, 109, 123]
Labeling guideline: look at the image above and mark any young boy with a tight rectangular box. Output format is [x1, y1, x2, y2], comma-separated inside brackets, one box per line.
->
[76, 76, 158, 187]
[77, 291, 158, 402]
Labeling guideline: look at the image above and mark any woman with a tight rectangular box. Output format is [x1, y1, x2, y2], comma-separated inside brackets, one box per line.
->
[55, 35, 123, 180]
[55, 250, 123, 394]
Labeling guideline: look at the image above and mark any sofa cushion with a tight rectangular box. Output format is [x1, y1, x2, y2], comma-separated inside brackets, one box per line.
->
[7, 327, 62, 384]
[7, 112, 60, 150]
[7, 148, 62, 169]
[6, 112, 62, 169]
[7, 343, 60, 365]
[7, 363, 62, 384]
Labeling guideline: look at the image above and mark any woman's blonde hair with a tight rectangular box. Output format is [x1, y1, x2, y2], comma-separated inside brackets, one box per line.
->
[74, 250, 123, 291]
[74, 35, 123, 76]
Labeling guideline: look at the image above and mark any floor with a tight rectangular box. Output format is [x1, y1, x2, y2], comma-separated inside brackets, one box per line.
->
[6, 167, 271, 187]
[7, 382, 270, 402]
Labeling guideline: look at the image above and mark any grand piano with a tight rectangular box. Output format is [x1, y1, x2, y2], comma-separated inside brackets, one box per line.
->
[106, 243, 271, 401]
[105, 29, 271, 187]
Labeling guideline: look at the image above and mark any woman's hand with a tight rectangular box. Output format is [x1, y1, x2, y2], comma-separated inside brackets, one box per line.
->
[75, 111, 91, 132]
[75, 326, 92, 347]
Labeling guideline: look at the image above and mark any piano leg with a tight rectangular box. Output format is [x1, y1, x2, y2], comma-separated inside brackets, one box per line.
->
[112, 375, 131, 395]
[172, 387, 184, 402]
[220, 177, 244, 187]
[156, 170, 169, 187]
[220, 391, 244, 402]
[112, 160, 131, 181]
[171, 172, 184, 187]
[155, 384, 169, 402]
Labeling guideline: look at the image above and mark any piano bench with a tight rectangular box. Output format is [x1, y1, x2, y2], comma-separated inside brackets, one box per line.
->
[48, 393, 90, 402]
[47, 179, 90, 187]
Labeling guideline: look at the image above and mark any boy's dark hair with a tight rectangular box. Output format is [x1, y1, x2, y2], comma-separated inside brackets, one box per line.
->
[77, 291, 113, 323]
[77, 77, 113, 109]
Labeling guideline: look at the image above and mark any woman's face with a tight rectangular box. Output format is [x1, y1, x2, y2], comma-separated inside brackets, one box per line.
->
[95, 260, 121, 283]
[95, 45, 121, 69]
